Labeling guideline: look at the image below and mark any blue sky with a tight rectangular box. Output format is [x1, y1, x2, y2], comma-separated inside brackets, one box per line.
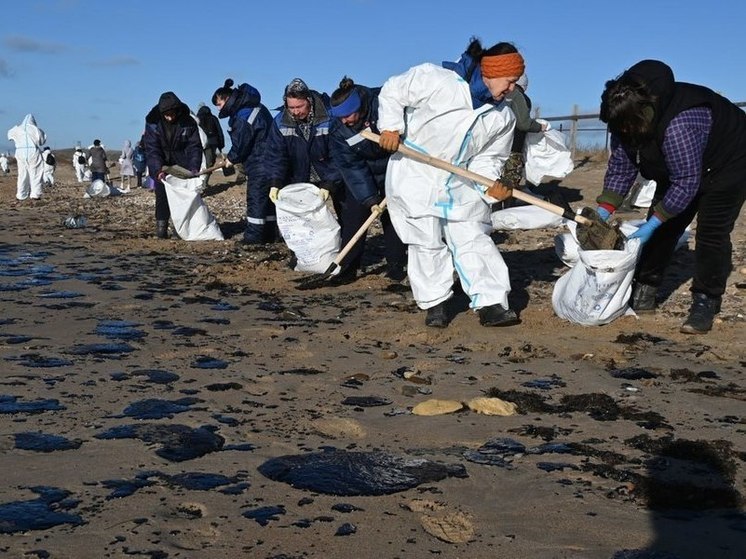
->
[2, 0, 744, 154]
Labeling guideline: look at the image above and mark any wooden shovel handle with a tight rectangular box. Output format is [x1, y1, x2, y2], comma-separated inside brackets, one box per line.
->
[195, 163, 225, 176]
[360, 129, 591, 226]
[334, 199, 388, 266]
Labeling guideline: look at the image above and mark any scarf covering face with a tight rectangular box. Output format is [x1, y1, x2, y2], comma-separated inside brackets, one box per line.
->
[481, 52, 525, 79]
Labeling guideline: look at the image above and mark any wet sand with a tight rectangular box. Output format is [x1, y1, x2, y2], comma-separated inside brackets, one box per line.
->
[0, 157, 744, 558]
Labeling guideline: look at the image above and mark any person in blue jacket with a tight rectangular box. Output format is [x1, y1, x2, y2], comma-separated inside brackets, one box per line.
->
[144, 91, 203, 239]
[212, 78, 275, 244]
[265, 78, 347, 272]
[328, 76, 406, 281]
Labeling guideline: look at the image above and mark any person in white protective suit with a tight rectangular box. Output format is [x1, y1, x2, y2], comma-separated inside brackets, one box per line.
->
[41, 147, 56, 188]
[72, 146, 87, 183]
[377, 39, 525, 328]
[6, 114, 46, 200]
[0, 153, 9, 174]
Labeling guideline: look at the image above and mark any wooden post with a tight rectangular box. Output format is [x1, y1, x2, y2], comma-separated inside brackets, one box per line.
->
[570, 104, 579, 159]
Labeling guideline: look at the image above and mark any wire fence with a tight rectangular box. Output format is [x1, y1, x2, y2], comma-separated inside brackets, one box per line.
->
[536, 101, 746, 158]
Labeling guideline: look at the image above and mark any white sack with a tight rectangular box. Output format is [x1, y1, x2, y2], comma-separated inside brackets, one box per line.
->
[491, 204, 566, 230]
[552, 238, 642, 326]
[524, 127, 575, 185]
[84, 179, 110, 198]
[555, 219, 690, 268]
[163, 175, 224, 241]
[554, 231, 580, 267]
[275, 183, 341, 273]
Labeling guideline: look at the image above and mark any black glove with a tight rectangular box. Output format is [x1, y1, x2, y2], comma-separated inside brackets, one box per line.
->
[364, 195, 383, 209]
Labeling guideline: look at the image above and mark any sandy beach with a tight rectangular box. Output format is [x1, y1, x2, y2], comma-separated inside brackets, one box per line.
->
[0, 154, 744, 559]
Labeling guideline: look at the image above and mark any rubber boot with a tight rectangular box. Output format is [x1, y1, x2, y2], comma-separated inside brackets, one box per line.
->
[156, 220, 169, 239]
[425, 300, 450, 328]
[630, 282, 657, 314]
[478, 304, 520, 327]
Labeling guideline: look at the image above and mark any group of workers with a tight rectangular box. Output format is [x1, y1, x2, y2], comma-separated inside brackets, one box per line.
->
[7, 37, 745, 335]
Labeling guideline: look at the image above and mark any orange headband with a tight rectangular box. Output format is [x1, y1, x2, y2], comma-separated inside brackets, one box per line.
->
[480, 52, 525, 79]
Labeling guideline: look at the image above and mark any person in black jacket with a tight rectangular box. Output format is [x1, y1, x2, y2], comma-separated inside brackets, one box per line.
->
[212, 79, 274, 244]
[196, 103, 225, 187]
[328, 76, 406, 281]
[596, 59, 746, 334]
[144, 91, 203, 239]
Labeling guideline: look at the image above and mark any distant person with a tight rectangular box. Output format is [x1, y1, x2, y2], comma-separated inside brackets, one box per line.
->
[132, 138, 147, 188]
[212, 78, 274, 244]
[376, 38, 521, 328]
[118, 140, 135, 192]
[89, 139, 108, 183]
[0, 153, 9, 175]
[72, 146, 87, 183]
[196, 103, 225, 187]
[41, 147, 56, 188]
[7, 114, 46, 200]
[328, 76, 407, 282]
[596, 59, 746, 334]
[144, 91, 202, 239]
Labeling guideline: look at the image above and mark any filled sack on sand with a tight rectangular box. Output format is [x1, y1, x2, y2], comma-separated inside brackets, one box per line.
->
[552, 237, 642, 326]
[275, 183, 341, 273]
[162, 175, 223, 241]
[491, 204, 566, 230]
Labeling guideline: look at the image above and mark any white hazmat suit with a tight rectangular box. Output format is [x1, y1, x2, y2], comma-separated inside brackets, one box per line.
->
[42, 147, 55, 187]
[378, 63, 515, 311]
[7, 114, 46, 200]
[73, 148, 87, 183]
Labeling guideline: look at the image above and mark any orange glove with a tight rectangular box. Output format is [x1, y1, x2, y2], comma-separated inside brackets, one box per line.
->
[379, 130, 401, 152]
[486, 180, 512, 201]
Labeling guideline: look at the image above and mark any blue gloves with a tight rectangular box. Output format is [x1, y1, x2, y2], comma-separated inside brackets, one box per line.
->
[628, 215, 663, 245]
[596, 206, 612, 221]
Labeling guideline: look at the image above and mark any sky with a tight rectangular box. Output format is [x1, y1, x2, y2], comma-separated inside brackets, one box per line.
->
[2, 0, 745, 155]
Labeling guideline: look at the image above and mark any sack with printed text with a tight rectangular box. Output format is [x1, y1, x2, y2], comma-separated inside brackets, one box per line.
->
[275, 183, 341, 273]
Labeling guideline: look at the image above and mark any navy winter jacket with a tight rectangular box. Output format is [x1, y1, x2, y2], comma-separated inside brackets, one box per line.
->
[218, 83, 272, 183]
[329, 85, 390, 207]
[265, 91, 341, 191]
[144, 98, 202, 177]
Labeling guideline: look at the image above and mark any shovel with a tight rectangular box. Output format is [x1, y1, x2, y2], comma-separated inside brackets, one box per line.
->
[162, 163, 225, 179]
[295, 199, 388, 290]
[360, 129, 624, 250]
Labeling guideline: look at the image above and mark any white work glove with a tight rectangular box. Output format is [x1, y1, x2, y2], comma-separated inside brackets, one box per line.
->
[269, 187, 280, 203]
[318, 188, 330, 201]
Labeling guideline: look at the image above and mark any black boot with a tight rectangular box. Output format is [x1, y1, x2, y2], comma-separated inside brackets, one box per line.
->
[385, 262, 407, 282]
[156, 220, 169, 239]
[478, 304, 520, 327]
[680, 293, 721, 334]
[425, 300, 450, 328]
[630, 282, 657, 313]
